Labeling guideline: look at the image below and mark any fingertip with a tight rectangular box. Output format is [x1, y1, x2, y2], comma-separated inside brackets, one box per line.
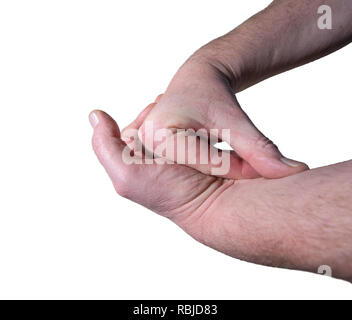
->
[89, 110, 100, 128]
[280, 157, 308, 169]
[121, 102, 157, 140]
[155, 93, 164, 103]
[279, 157, 310, 175]
[261, 157, 310, 179]
[89, 110, 121, 138]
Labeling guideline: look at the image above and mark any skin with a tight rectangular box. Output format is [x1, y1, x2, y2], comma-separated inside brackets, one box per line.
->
[90, 108, 352, 281]
[90, 0, 352, 281]
[122, 0, 352, 179]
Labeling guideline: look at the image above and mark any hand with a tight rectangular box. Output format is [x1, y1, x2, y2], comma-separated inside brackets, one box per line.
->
[122, 54, 309, 179]
[90, 107, 352, 281]
[90, 107, 247, 257]
[89, 108, 230, 225]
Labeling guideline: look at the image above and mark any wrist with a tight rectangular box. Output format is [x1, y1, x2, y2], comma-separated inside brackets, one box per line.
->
[189, 37, 247, 93]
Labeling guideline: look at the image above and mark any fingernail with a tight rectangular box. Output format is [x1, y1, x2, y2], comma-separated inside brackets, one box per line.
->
[280, 157, 302, 168]
[89, 111, 99, 128]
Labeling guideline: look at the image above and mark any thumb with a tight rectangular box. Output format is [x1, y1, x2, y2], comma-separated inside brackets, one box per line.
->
[214, 108, 309, 179]
[89, 110, 132, 196]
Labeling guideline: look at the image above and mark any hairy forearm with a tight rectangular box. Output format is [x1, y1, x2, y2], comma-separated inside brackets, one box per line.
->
[197, 0, 352, 92]
[190, 161, 352, 280]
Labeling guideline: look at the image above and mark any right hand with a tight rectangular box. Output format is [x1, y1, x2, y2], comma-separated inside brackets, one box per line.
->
[123, 53, 309, 179]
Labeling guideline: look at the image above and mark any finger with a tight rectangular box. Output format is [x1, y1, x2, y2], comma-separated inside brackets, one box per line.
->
[89, 110, 134, 196]
[120, 95, 162, 146]
[120, 102, 157, 155]
[188, 144, 260, 179]
[138, 125, 260, 179]
[122, 91, 163, 136]
[155, 94, 164, 103]
[209, 105, 309, 179]
[121, 102, 156, 141]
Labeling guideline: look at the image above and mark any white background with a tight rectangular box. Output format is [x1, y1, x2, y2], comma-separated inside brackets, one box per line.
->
[0, 0, 352, 299]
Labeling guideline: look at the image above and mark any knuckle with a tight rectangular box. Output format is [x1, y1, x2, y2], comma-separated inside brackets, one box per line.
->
[253, 136, 278, 153]
[92, 134, 112, 160]
[91, 134, 104, 154]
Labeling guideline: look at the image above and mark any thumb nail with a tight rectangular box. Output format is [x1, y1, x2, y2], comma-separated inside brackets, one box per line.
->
[89, 111, 99, 128]
[280, 157, 303, 168]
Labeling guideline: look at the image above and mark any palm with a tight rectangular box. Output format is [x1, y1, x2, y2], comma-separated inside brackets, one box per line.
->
[90, 108, 306, 275]
[110, 140, 226, 220]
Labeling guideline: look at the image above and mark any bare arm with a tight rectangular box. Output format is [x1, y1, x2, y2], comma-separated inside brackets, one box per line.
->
[185, 160, 352, 281]
[90, 109, 352, 281]
[124, 0, 352, 180]
[198, 0, 352, 91]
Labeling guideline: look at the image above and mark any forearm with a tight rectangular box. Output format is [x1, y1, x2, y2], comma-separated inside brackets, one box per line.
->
[196, 0, 352, 92]
[198, 161, 352, 280]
